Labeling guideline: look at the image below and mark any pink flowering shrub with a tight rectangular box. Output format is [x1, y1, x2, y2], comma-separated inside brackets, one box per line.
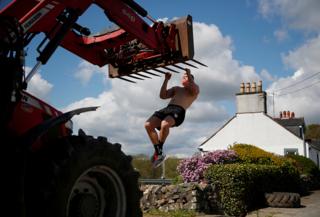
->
[177, 150, 239, 183]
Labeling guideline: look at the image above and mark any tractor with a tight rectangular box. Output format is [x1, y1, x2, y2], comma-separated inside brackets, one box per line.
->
[0, 0, 201, 216]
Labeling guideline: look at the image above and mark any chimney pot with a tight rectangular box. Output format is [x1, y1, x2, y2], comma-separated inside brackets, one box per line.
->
[291, 111, 295, 118]
[286, 111, 290, 119]
[257, 80, 262, 92]
[251, 82, 257, 93]
[245, 82, 251, 93]
[240, 82, 245, 94]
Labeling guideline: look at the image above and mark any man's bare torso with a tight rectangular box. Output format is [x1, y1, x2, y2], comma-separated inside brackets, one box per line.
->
[169, 86, 198, 109]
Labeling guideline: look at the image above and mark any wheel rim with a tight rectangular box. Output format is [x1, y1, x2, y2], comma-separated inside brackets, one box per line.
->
[67, 165, 127, 217]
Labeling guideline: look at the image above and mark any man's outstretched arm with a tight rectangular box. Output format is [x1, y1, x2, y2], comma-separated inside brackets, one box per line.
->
[159, 72, 175, 99]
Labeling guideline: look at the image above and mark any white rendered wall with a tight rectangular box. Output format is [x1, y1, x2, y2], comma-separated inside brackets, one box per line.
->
[236, 92, 266, 113]
[201, 113, 305, 156]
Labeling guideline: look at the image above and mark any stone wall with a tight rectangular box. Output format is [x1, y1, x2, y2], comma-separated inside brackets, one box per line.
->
[140, 183, 220, 213]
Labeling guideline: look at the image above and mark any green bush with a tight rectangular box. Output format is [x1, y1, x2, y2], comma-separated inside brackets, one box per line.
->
[172, 175, 184, 185]
[286, 154, 320, 190]
[229, 144, 293, 166]
[286, 154, 319, 175]
[204, 163, 300, 217]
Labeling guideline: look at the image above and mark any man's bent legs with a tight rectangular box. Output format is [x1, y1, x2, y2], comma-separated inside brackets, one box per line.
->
[144, 116, 161, 145]
[145, 115, 175, 165]
[159, 116, 175, 144]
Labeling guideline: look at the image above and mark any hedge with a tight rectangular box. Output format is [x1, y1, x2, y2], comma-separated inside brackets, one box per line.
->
[204, 163, 300, 217]
[286, 154, 320, 190]
[229, 143, 293, 166]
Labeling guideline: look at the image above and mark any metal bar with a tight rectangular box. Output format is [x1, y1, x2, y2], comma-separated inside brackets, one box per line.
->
[172, 64, 185, 71]
[147, 15, 157, 23]
[191, 59, 208, 67]
[163, 66, 180, 73]
[128, 74, 144, 80]
[143, 70, 161, 77]
[136, 73, 151, 79]
[139, 178, 173, 185]
[37, 8, 79, 65]
[26, 61, 42, 82]
[117, 77, 136, 83]
[153, 68, 166, 74]
[182, 61, 198, 68]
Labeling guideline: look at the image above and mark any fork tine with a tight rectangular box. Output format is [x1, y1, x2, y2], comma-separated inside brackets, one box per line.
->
[136, 73, 152, 79]
[118, 77, 136, 83]
[143, 70, 161, 77]
[128, 74, 144, 80]
[182, 62, 198, 68]
[163, 66, 180, 73]
[172, 64, 185, 70]
[153, 68, 167, 74]
[191, 59, 208, 67]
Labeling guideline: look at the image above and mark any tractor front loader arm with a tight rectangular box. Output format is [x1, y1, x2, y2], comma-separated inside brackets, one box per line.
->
[1, 0, 205, 84]
[59, 0, 204, 81]
[2, 0, 204, 83]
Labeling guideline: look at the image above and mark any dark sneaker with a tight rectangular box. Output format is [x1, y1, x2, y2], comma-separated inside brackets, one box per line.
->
[152, 154, 167, 168]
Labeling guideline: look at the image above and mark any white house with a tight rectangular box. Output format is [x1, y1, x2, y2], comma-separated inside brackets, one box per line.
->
[199, 81, 320, 167]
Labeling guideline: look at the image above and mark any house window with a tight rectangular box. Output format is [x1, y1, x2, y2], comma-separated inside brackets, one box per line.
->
[284, 148, 299, 155]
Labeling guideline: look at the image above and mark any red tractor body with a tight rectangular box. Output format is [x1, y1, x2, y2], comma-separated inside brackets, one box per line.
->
[8, 91, 70, 150]
[0, 0, 201, 216]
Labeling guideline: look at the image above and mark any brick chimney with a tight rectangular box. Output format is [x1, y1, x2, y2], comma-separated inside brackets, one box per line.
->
[236, 80, 267, 114]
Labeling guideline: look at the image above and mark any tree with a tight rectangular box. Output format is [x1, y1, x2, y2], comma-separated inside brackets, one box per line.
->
[305, 124, 320, 140]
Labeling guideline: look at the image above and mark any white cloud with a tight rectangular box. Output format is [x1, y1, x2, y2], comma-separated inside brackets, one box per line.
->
[267, 48, 320, 124]
[258, 1, 320, 124]
[268, 88, 320, 124]
[283, 36, 320, 73]
[26, 67, 53, 100]
[260, 69, 276, 82]
[259, 0, 320, 33]
[64, 21, 262, 157]
[274, 29, 288, 42]
[74, 61, 109, 85]
[192, 22, 261, 101]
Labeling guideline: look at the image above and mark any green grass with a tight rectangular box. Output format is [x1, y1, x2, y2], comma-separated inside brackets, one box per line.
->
[144, 209, 197, 217]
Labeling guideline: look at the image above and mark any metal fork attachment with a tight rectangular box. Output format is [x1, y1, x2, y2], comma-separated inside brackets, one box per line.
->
[108, 15, 207, 82]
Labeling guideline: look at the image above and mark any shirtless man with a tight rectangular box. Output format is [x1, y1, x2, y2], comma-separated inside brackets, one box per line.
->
[144, 69, 200, 167]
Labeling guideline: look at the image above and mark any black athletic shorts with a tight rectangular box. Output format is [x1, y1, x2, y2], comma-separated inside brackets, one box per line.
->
[152, 104, 186, 127]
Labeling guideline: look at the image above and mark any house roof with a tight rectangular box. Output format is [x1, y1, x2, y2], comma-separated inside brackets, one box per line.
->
[273, 118, 305, 128]
[272, 118, 305, 138]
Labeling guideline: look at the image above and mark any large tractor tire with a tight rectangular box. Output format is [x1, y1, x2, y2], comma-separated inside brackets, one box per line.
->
[265, 192, 300, 208]
[25, 133, 142, 217]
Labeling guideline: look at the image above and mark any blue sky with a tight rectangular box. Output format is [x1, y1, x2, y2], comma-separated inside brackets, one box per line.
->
[27, 0, 296, 106]
[25, 0, 320, 156]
